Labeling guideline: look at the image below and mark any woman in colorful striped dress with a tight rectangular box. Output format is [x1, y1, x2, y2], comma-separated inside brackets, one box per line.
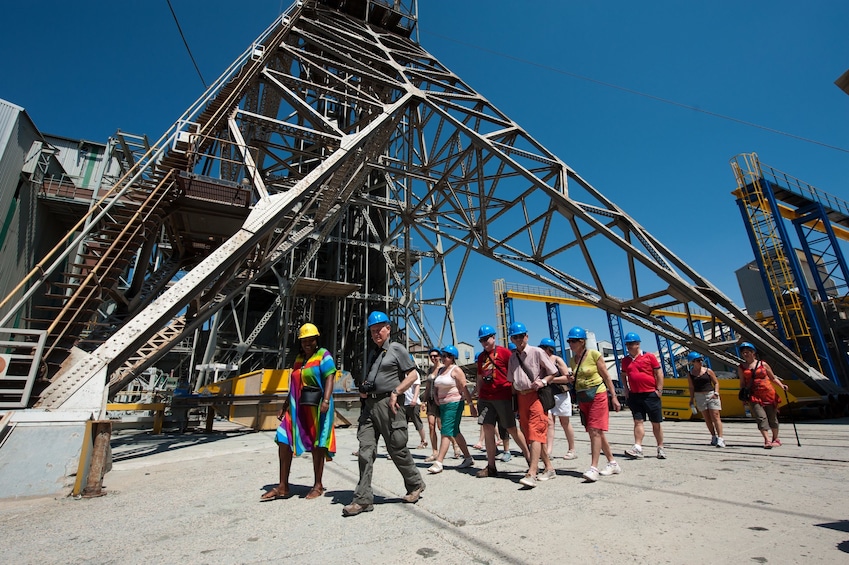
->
[262, 323, 337, 501]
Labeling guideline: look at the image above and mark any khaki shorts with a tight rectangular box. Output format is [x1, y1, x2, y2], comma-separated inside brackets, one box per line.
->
[695, 391, 722, 412]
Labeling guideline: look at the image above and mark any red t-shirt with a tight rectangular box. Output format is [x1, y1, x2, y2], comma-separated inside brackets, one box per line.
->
[477, 345, 513, 401]
[621, 351, 660, 393]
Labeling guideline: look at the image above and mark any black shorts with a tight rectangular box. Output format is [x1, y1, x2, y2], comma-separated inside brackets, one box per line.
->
[477, 398, 517, 430]
[627, 391, 663, 423]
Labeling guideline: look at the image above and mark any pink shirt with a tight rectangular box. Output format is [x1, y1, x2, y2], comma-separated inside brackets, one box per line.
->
[434, 366, 463, 404]
[506, 345, 558, 392]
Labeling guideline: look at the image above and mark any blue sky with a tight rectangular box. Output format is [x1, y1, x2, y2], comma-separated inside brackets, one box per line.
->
[1, 1, 847, 354]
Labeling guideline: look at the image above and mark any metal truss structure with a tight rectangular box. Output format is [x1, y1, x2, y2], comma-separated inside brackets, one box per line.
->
[732, 153, 849, 387]
[0, 0, 839, 413]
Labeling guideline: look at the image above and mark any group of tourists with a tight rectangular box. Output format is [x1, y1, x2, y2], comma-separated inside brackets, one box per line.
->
[260, 313, 791, 516]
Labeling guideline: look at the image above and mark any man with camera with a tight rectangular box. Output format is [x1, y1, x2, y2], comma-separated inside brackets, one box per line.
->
[343, 311, 427, 517]
[475, 324, 530, 479]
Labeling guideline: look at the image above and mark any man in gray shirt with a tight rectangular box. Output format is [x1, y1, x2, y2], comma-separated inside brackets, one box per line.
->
[343, 311, 426, 517]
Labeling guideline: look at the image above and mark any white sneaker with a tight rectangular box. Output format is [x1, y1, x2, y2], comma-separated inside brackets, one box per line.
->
[582, 467, 600, 482]
[625, 446, 644, 459]
[657, 447, 667, 459]
[537, 469, 556, 481]
[519, 474, 537, 488]
[716, 437, 726, 448]
[563, 450, 577, 460]
[599, 461, 621, 476]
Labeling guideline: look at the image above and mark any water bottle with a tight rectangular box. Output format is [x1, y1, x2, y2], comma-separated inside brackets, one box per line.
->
[690, 403, 697, 415]
[744, 404, 751, 418]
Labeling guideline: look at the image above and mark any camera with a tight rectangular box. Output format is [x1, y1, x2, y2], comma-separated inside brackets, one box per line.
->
[359, 380, 377, 393]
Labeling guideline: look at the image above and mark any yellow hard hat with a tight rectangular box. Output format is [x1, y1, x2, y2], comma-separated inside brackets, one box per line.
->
[298, 323, 320, 339]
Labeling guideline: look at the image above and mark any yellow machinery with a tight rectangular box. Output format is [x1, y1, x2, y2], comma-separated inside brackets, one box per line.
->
[661, 378, 820, 420]
[199, 369, 290, 430]
[199, 368, 359, 430]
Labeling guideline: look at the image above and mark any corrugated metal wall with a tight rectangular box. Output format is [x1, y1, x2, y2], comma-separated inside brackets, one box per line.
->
[44, 134, 118, 197]
[0, 99, 46, 322]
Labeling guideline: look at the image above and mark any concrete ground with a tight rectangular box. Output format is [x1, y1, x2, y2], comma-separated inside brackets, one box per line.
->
[1, 412, 847, 564]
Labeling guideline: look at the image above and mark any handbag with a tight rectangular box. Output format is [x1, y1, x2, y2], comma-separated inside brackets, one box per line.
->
[537, 384, 557, 413]
[299, 385, 324, 406]
[738, 361, 759, 402]
[575, 384, 600, 404]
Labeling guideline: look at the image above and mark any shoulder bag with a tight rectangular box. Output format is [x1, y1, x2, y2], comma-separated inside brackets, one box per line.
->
[738, 360, 760, 402]
[516, 354, 564, 413]
[572, 350, 601, 404]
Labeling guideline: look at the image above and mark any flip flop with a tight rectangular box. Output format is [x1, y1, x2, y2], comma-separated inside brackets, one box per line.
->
[305, 486, 326, 500]
[260, 487, 291, 501]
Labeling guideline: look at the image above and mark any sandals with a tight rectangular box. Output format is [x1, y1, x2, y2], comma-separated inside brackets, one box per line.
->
[763, 442, 773, 449]
[771, 439, 782, 447]
[305, 486, 326, 500]
[416, 442, 428, 449]
[260, 486, 291, 501]
[472, 443, 483, 450]
[424, 454, 438, 462]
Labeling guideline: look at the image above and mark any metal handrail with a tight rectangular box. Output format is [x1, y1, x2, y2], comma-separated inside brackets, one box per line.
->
[0, 2, 304, 326]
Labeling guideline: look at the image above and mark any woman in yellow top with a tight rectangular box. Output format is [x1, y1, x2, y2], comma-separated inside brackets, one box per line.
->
[567, 326, 621, 482]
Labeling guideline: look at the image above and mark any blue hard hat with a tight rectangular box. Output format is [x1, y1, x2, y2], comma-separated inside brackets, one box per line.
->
[428, 347, 441, 355]
[539, 337, 556, 349]
[687, 351, 703, 362]
[624, 332, 641, 344]
[441, 344, 459, 358]
[367, 311, 389, 327]
[566, 326, 587, 340]
[508, 342, 517, 351]
[508, 321, 528, 337]
[739, 342, 756, 352]
[478, 324, 496, 339]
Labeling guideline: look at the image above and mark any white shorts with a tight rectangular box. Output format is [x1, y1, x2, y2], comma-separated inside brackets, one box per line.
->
[549, 391, 573, 417]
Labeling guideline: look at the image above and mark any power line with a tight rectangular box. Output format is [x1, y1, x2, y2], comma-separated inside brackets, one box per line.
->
[166, 0, 207, 89]
[424, 31, 849, 155]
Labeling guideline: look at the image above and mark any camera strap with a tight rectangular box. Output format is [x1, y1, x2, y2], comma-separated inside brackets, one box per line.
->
[482, 349, 507, 380]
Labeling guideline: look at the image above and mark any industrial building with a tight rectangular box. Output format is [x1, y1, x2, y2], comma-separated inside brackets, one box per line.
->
[0, 0, 846, 497]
